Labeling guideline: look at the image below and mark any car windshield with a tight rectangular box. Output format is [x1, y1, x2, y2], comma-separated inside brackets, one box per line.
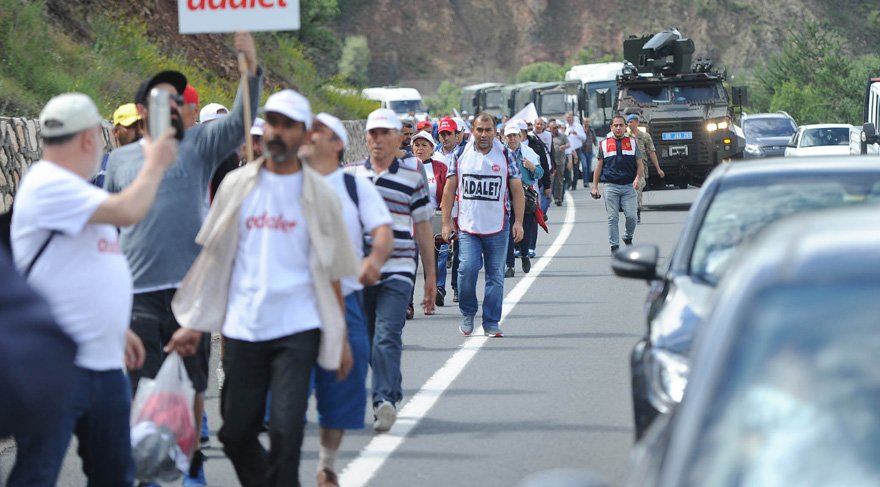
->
[389, 99, 425, 114]
[743, 118, 797, 139]
[485, 90, 502, 109]
[690, 177, 880, 284]
[686, 284, 880, 487]
[626, 86, 669, 103]
[540, 93, 567, 115]
[800, 127, 851, 147]
[670, 85, 724, 102]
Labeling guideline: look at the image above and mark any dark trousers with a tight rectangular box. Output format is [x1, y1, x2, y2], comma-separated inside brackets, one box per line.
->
[451, 230, 460, 291]
[219, 329, 321, 487]
[506, 212, 537, 268]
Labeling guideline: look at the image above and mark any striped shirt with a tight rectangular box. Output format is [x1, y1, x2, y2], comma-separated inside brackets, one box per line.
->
[345, 157, 431, 284]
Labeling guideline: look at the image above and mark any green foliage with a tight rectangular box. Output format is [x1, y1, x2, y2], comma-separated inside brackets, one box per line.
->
[338, 36, 370, 87]
[570, 46, 618, 67]
[515, 62, 565, 83]
[424, 81, 461, 116]
[748, 21, 880, 125]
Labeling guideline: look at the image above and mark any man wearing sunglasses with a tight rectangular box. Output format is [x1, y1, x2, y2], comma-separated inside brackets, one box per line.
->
[102, 31, 263, 486]
[591, 115, 644, 254]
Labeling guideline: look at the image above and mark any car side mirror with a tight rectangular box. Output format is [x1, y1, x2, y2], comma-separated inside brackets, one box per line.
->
[863, 122, 878, 144]
[612, 244, 659, 281]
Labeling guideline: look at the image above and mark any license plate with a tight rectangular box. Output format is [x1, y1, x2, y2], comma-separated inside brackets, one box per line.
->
[662, 131, 693, 141]
[670, 145, 689, 156]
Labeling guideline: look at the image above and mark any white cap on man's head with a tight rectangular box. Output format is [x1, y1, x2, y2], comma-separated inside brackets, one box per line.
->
[453, 116, 469, 134]
[365, 108, 402, 131]
[250, 117, 265, 136]
[315, 112, 348, 148]
[411, 131, 435, 145]
[199, 102, 228, 123]
[39, 93, 102, 138]
[262, 89, 313, 129]
[503, 123, 520, 137]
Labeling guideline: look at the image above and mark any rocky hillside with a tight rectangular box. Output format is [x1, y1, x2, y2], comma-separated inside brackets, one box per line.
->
[334, 0, 879, 89]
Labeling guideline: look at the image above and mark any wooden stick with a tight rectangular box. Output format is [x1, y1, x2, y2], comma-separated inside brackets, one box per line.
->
[238, 52, 254, 163]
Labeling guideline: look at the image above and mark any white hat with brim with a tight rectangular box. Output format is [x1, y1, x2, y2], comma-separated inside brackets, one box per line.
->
[365, 108, 402, 131]
[39, 93, 102, 138]
[261, 89, 313, 130]
[503, 123, 520, 137]
[200, 102, 229, 123]
[411, 131, 435, 145]
[315, 112, 348, 149]
[250, 117, 265, 136]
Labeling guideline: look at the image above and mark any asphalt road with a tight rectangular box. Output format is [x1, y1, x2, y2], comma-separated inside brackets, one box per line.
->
[2, 186, 694, 487]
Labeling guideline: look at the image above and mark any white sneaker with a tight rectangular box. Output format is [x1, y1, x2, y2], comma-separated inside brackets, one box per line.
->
[373, 401, 397, 432]
[216, 364, 225, 391]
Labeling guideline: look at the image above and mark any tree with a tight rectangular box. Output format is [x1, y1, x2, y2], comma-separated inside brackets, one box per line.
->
[424, 81, 461, 116]
[338, 36, 370, 87]
[515, 62, 564, 83]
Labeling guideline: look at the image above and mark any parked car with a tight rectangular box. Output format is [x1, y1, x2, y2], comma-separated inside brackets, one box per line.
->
[612, 157, 880, 439]
[784, 123, 855, 157]
[626, 206, 880, 487]
[741, 111, 797, 158]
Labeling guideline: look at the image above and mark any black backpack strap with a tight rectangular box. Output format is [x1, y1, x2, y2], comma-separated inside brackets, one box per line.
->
[24, 230, 59, 278]
[343, 173, 370, 254]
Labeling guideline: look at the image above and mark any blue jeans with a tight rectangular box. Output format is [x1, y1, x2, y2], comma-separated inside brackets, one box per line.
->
[603, 183, 638, 247]
[458, 221, 508, 328]
[9, 368, 134, 486]
[364, 278, 413, 406]
[436, 243, 449, 291]
[581, 151, 593, 184]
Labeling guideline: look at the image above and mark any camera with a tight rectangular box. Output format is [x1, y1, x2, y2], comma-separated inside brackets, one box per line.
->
[148, 88, 170, 139]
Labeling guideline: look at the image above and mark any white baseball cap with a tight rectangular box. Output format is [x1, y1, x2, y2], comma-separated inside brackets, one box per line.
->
[262, 89, 313, 129]
[199, 102, 228, 123]
[250, 117, 265, 136]
[39, 93, 102, 138]
[365, 108, 402, 131]
[315, 112, 348, 148]
[453, 116, 469, 134]
[515, 119, 529, 132]
[503, 123, 520, 137]
[411, 131, 435, 145]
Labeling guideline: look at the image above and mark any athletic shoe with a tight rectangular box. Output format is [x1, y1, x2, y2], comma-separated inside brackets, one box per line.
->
[554, 200, 562, 206]
[611, 245, 620, 254]
[483, 325, 504, 337]
[637, 208, 641, 223]
[200, 412, 210, 448]
[583, 182, 588, 188]
[623, 238, 633, 246]
[406, 303, 414, 320]
[435, 288, 445, 307]
[459, 316, 474, 336]
[216, 364, 225, 391]
[513, 248, 521, 258]
[453, 290, 459, 303]
[504, 267, 515, 278]
[521, 257, 531, 274]
[183, 450, 207, 486]
[373, 401, 397, 432]
[528, 249, 536, 258]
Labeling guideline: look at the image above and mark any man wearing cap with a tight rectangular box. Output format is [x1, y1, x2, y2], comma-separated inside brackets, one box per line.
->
[300, 112, 394, 486]
[166, 89, 358, 486]
[345, 107, 436, 432]
[103, 31, 262, 484]
[90, 102, 143, 188]
[241, 116, 265, 164]
[591, 115, 644, 254]
[181, 84, 201, 128]
[433, 116, 465, 302]
[503, 122, 543, 277]
[625, 114, 665, 223]
[9, 92, 178, 485]
[411, 130, 450, 307]
[441, 112, 524, 338]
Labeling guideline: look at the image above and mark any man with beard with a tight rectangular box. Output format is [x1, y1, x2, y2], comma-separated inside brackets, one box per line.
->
[166, 89, 358, 487]
[441, 113, 524, 337]
[9, 92, 177, 485]
[103, 31, 262, 485]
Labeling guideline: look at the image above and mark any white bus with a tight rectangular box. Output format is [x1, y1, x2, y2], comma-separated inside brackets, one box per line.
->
[862, 78, 880, 155]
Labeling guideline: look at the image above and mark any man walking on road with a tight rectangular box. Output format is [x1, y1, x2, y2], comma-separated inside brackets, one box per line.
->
[581, 116, 598, 187]
[346, 108, 436, 432]
[591, 115, 643, 254]
[625, 114, 665, 222]
[300, 112, 394, 485]
[103, 31, 262, 485]
[442, 113, 524, 337]
[167, 90, 359, 487]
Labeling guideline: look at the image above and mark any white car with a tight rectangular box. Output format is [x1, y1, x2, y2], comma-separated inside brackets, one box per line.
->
[784, 123, 856, 157]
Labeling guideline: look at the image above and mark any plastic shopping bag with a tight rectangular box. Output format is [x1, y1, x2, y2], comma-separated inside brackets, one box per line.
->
[130, 352, 197, 483]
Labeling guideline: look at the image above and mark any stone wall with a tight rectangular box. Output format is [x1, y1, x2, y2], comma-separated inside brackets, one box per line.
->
[0, 117, 369, 212]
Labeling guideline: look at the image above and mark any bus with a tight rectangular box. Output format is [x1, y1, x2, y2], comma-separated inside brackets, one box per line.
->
[862, 78, 880, 155]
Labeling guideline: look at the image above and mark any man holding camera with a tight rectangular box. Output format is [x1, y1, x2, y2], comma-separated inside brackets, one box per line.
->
[591, 115, 643, 255]
[103, 31, 262, 485]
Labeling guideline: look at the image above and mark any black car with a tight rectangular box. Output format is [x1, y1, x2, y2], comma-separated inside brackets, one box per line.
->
[613, 156, 880, 439]
[741, 112, 797, 158]
[626, 206, 880, 486]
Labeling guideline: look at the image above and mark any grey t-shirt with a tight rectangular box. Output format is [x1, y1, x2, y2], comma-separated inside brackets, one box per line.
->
[104, 73, 262, 292]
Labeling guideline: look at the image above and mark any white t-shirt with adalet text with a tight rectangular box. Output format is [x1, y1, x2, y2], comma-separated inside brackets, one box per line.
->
[323, 169, 391, 296]
[11, 161, 132, 371]
[222, 169, 321, 342]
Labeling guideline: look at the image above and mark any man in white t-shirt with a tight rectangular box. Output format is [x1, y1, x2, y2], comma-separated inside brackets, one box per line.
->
[299, 112, 393, 486]
[166, 90, 359, 486]
[565, 111, 587, 190]
[9, 93, 177, 485]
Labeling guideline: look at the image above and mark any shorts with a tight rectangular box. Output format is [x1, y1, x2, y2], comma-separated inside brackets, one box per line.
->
[129, 289, 210, 394]
[313, 291, 369, 429]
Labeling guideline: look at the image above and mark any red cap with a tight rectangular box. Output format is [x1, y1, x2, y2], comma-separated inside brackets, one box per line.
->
[417, 120, 432, 131]
[183, 84, 199, 106]
[438, 117, 456, 134]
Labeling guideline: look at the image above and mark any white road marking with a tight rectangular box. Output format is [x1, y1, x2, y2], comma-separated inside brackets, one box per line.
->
[339, 195, 578, 487]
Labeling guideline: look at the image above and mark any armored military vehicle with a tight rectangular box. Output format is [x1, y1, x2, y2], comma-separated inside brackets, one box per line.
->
[460, 82, 504, 117]
[616, 29, 744, 188]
